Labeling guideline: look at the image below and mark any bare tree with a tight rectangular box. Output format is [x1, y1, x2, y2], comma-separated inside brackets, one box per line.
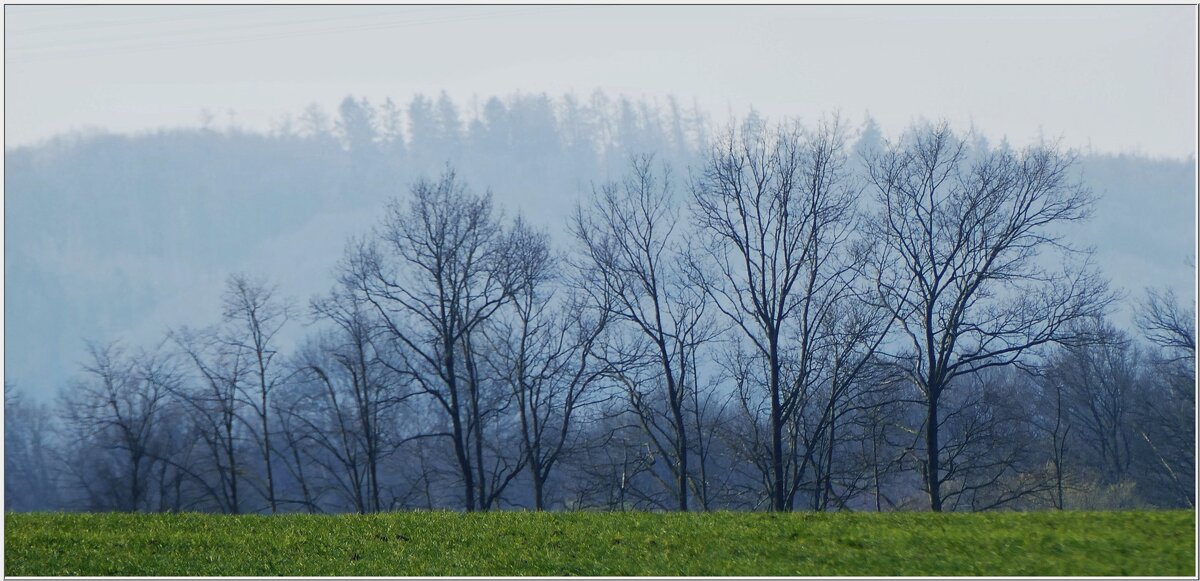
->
[272, 384, 327, 513]
[59, 343, 175, 511]
[1133, 287, 1195, 507]
[305, 290, 387, 512]
[221, 274, 291, 513]
[169, 327, 249, 513]
[572, 155, 714, 511]
[485, 217, 610, 509]
[1033, 364, 1075, 510]
[690, 116, 872, 511]
[344, 168, 514, 511]
[863, 123, 1114, 511]
[1137, 287, 1196, 362]
[287, 283, 420, 513]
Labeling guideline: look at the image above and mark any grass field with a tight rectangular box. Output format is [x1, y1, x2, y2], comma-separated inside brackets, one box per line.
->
[4, 510, 1195, 576]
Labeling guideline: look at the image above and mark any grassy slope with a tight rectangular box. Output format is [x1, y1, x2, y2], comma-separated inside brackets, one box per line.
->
[4, 510, 1195, 576]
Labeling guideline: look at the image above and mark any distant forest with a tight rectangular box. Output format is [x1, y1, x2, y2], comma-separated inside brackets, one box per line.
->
[4, 92, 1195, 513]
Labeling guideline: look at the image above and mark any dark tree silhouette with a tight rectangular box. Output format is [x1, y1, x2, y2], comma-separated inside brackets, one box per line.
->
[862, 124, 1115, 511]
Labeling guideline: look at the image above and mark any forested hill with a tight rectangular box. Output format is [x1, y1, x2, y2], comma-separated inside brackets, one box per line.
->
[3, 92, 1195, 397]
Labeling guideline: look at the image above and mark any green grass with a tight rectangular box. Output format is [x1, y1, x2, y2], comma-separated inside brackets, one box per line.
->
[4, 510, 1195, 576]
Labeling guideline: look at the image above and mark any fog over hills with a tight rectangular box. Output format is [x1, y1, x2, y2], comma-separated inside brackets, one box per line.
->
[3, 92, 1196, 398]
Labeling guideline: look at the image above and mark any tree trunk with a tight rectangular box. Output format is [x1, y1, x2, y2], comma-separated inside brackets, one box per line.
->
[227, 435, 240, 514]
[926, 390, 942, 512]
[769, 339, 786, 512]
[261, 397, 277, 513]
[444, 343, 476, 512]
[130, 452, 143, 512]
[532, 466, 545, 511]
[822, 416, 836, 511]
[674, 398, 689, 512]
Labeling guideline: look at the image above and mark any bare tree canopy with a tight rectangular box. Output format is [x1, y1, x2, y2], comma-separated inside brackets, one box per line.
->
[862, 123, 1117, 511]
[572, 155, 716, 511]
[12, 116, 1191, 516]
[1137, 287, 1196, 361]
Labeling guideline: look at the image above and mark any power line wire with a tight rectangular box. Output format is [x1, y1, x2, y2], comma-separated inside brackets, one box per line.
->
[7, 8, 441, 51]
[5, 6, 575, 64]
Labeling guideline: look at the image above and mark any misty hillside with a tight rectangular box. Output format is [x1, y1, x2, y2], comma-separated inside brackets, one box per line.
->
[3, 92, 1195, 396]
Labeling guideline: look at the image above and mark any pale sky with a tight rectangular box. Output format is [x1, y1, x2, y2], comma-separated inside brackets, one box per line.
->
[4, 4, 1197, 157]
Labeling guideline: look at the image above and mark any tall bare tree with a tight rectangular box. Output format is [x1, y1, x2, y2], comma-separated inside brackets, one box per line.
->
[221, 274, 291, 513]
[289, 281, 423, 513]
[863, 123, 1114, 511]
[344, 168, 513, 511]
[572, 155, 713, 511]
[169, 326, 249, 513]
[485, 217, 610, 510]
[689, 116, 866, 511]
[1133, 287, 1195, 507]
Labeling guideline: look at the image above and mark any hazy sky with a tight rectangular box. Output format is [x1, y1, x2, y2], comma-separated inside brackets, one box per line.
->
[4, 4, 1196, 157]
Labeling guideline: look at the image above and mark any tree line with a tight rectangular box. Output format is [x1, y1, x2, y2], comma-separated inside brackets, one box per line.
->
[5, 114, 1195, 514]
[3, 91, 711, 396]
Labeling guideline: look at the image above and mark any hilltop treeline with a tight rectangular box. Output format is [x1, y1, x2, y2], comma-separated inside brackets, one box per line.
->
[4, 93, 1195, 513]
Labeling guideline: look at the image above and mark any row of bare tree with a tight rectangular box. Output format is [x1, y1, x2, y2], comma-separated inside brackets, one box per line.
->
[6, 119, 1194, 513]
